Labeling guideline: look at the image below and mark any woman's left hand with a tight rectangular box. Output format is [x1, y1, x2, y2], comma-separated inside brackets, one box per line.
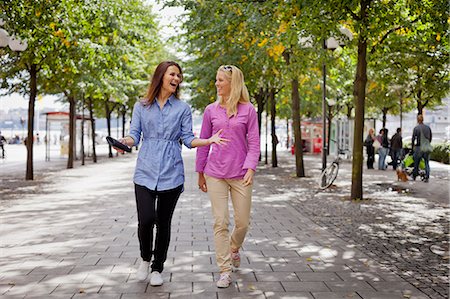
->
[243, 169, 255, 186]
[208, 129, 229, 145]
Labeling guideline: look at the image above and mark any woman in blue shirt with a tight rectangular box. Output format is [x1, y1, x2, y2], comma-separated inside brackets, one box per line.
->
[117, 61, 226, 286]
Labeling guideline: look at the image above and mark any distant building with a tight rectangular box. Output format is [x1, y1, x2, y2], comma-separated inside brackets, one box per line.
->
[381, 97, 449, 143]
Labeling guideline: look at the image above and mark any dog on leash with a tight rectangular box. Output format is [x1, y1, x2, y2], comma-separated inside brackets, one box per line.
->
[396, 167, 408, 182]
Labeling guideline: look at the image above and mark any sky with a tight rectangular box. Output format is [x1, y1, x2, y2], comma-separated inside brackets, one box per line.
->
[0, 1, 184, 112]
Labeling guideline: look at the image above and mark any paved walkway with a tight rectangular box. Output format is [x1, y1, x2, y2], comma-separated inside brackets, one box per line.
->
[0, 149, 447, 298]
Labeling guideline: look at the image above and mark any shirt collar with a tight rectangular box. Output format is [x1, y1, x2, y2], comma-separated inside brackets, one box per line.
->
[167, 94, 177, 105]
[152, 94, 177, 107]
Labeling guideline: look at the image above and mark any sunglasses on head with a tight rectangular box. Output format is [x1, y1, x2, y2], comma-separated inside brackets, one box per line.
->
[222, 65, 232, 72]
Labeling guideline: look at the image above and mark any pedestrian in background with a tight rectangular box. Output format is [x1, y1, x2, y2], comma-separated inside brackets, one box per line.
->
[377, 128, 390, 170]
[412, 114, 432, 182]
[390, 127, 403, 169]
[196, 65, 260, 288]
[364, 128, 375, 169]
[0, 132, 6, 158]
[115, 61, 227, 286]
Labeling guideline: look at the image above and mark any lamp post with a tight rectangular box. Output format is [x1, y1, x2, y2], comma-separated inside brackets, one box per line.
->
[326, 98, 337, 155]
[321, 28, 353, 173]
[390, 84, 403, 131]
[0, 20, 28, 52]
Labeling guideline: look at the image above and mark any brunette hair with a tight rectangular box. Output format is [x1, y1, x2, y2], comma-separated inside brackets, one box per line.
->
[217, 65, 249, 117]
[142, 61, 183, 105]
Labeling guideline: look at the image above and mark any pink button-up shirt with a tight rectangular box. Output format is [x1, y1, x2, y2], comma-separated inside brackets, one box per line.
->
[196, 102, 260, 179]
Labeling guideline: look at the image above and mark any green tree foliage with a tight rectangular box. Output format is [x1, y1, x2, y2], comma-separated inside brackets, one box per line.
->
[0, 0, 166, 179]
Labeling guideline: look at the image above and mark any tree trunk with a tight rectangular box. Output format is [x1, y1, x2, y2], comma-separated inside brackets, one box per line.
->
[350, 12, 368, 200]
[122, 105, 126, 138]
[292, 78, 305, 177]
[270, 88, 278, 167]
[254, 88, 266, 161]
[264, 99, 268, 165]
[286, 118, 289, 149]
[88, 97, 97, 163]
[382, 107, 388, 128]
[417, 100, 423, 115]
[25, 64, 37, 180]
[346, 103, 353, 118]
[283, 50, 305, 177]
[81, 97, 85, 166]
[105, 100, 114, 158]
[67, 95, 76, 169]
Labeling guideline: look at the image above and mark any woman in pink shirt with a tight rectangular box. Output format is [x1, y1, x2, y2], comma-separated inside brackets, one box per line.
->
[196, 65, 260, 288]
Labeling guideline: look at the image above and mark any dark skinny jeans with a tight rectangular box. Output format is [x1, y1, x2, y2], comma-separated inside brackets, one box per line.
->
[134, 183, 182, 273]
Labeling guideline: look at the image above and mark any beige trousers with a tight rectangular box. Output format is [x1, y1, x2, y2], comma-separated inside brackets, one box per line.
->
[204, 174, 253, 273]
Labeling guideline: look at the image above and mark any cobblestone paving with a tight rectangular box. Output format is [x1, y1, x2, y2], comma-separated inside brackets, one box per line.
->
[258, 152, 449, 299]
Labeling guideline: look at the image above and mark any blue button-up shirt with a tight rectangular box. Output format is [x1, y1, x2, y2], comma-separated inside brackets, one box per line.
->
[129, 95, 196, 191]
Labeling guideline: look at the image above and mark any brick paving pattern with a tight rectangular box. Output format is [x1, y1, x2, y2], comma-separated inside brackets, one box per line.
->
[1, 150, 447, 298]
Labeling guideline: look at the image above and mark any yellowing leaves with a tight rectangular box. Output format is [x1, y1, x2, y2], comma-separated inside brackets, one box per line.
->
[300, 76, 309, 85]
[395, 27, 410, 36]
[258, 38, 269, 47]
[272, 68, 279, 76]
[49, 23, 56, 30]
[54, 30, 64, 38]
[267, 43, 285, 59]
[35, 10, 41, 17]
[436, 33, 441, 41]
[291, 6, 301, 17]
[368, 81, 377, 92]
[277, 21, 288, 35]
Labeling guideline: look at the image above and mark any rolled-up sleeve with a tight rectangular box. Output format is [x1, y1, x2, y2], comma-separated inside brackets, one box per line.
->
[195, 107, 212, 173]
[129, 102, 142, 146]
[242, 106, 260, 171]
[181, 106, 196, 149]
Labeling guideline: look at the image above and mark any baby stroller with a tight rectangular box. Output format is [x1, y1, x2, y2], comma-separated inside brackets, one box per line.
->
[401, 149, 426, 181]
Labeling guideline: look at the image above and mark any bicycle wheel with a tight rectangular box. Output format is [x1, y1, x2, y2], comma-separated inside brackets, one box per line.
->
[319, 163, 339, 189]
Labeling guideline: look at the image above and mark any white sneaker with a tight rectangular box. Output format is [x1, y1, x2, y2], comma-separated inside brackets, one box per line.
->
[150, 271, 164, 286]
[136, 260, 149, 281]
[216, 272, 232, 288]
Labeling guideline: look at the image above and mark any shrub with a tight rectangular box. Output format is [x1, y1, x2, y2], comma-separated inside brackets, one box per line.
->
[430, 143, 450, 164]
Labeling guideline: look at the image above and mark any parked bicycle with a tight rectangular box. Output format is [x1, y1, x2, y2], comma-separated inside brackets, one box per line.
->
[318, 143, 349, 189]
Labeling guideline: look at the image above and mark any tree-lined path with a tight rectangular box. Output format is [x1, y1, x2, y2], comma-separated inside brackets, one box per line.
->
[2, 150, 444, 298]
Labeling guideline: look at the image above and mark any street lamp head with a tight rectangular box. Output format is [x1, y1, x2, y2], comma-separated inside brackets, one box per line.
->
[8, 36, 27, 51]
[0, 28, 9, 47]
[339, 27, 353, 40]
[325, 37, 339, 50]
[299, 36, 313, 48]
[327, 98, 336, 106]
[325, 27, 354, 50]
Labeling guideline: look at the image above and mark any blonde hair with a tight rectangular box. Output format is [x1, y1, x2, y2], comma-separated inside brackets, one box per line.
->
[417, 114, 424, 123]
[217, 65, 249, 117]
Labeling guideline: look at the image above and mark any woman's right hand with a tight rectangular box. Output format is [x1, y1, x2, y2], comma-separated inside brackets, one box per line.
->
[198, 173, 207, 192]
[113, 137, 128, 153]
[208, 129, 229, 145]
